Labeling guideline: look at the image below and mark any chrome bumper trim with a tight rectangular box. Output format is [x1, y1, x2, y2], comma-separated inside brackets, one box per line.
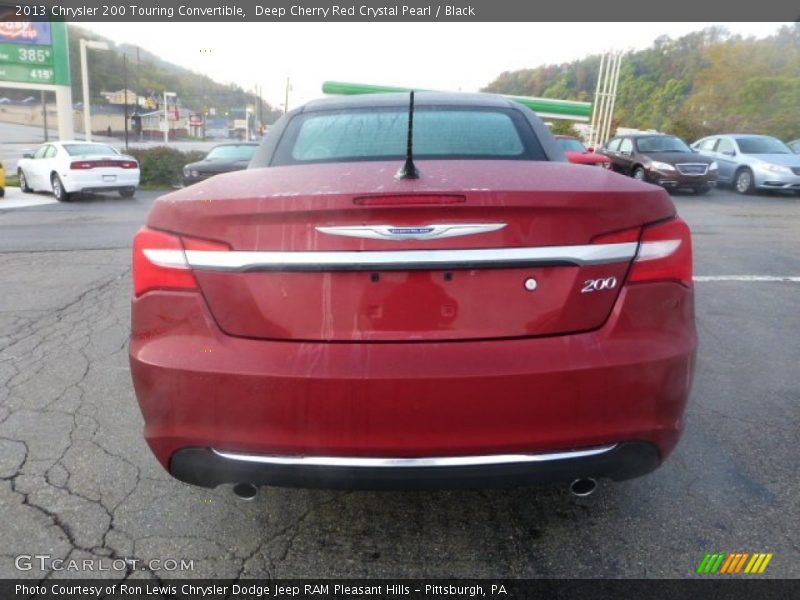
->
[211, 444, 618, 469]
[145, 243, 638, 272]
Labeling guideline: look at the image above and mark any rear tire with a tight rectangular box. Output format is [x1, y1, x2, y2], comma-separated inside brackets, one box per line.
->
[632, 166, 647, 182]
[18, 170, 32, 193]
[734, 168, 755, 195]
[119, 187, 136, 198]
[51, 173, 72, 202]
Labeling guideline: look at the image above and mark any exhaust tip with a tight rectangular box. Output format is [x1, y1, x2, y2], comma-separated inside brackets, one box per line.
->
[569, 478, 597, 497]
[233, 483, 258, 501]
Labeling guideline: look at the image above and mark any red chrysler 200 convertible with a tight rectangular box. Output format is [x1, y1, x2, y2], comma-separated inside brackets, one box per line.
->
[130, 93, 696, 497]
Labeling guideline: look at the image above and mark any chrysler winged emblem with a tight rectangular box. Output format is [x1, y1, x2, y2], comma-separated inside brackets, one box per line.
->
[316, 223, 506, 241]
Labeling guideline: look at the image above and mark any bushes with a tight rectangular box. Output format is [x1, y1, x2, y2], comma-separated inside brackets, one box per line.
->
[549, 120, 582, 138]
[127, 147, 206, 188]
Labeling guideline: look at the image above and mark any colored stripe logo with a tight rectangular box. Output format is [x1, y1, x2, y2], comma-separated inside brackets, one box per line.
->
[696, 553, 773, 574]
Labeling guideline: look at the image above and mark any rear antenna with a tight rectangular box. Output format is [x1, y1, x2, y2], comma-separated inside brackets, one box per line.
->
[396, 91, 420, 179]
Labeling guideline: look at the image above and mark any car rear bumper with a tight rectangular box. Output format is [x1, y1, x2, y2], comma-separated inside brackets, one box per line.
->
[170, 442, 661, 490]
[61, 170, 140, 193]
[77, 185, 137, 194]
[130, 282, 696, 489]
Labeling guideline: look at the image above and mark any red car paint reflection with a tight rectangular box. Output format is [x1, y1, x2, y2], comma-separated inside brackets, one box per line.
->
[556, 135, 612, 168]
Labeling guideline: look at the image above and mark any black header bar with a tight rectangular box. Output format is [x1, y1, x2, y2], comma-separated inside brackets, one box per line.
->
[2, 1, 799, 22]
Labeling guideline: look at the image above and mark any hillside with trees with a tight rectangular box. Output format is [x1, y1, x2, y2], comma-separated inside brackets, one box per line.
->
[483, 24, 800, 142]
[66, 25, 283, 124]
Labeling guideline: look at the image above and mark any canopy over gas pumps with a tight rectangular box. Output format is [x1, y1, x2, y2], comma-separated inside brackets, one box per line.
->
[321, 81, 592, 122]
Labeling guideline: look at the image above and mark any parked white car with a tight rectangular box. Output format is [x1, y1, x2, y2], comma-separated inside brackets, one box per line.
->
[17, 141, 140, 202]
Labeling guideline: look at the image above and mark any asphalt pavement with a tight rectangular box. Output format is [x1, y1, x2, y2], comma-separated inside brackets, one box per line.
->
[0, 186, 798, 579]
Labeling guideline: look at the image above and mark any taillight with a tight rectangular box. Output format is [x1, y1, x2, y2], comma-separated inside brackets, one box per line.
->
[132, 227, 228, 297]
[591, 226, 641, 245]
[628, 217, 693, 287]
[70, 160, 138, 169]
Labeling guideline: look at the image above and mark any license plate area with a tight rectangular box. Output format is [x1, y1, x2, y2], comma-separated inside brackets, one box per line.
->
[195, 263, 629, 341]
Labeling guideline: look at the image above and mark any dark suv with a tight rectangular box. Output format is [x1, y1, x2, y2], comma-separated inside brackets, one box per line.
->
[601, 134, 718, 194]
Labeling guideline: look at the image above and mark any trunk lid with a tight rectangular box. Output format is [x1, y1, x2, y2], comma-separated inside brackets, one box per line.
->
[147, 161, 675, 342]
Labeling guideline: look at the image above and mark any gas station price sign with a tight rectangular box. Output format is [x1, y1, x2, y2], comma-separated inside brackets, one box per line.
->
[0, 19, 69, 85]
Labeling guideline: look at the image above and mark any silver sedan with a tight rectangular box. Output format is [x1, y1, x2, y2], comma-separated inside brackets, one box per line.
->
[692, 134, 800, 195]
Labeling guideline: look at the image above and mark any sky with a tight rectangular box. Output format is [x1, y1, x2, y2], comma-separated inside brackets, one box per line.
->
[82, 22, 789, 109]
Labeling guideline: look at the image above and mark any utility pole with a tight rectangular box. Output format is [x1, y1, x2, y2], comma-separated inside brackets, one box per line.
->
[255, 84, 260, 136]
[588, 53, 606, 150]
[41, 90, 48, 141]
[589, 50, 622, 149]
[284, 77, 290, 114]
[201, 78, 206, 141]
[123, 54, 129, 151]
[258, 84, 264, 136]
[602, 52, 623, 145]
[136, 47, 140, 98]
[163, 91, 176, 144]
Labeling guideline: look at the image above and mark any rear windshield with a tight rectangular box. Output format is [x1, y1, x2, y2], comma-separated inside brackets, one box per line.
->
[557, 138, 586, 152]
[635, 136, 691, 153]
[206, 145, 257, 160]
[271, 107, 545, 165]
[63, 144, 119, 156]
[736, 137, 791, 154]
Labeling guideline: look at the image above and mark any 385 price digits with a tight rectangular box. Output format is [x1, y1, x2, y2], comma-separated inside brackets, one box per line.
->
[18, 48, 51, 63]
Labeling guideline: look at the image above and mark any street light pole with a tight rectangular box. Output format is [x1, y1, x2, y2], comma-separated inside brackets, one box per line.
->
[79, 39, 109, 142]
[41, 90, 48, 142]
[244, 96, 249, 142]
[123, 54, 129, 152]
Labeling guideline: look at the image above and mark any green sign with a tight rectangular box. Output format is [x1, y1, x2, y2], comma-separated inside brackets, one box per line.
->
[0, 64, 55, 84]
[322, 81, 593, 120]
[0, 21, 70, 86]
[0, 42, 54, 66]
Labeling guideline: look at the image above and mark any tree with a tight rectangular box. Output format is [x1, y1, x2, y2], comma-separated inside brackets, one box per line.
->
[482, 26, 800, 142]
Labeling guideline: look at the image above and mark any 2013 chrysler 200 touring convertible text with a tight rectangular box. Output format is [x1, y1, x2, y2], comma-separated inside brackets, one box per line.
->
[130, 93, 697, 493]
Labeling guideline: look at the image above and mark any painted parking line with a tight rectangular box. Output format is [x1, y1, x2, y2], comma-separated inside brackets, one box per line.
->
[694, 276, 800, 282]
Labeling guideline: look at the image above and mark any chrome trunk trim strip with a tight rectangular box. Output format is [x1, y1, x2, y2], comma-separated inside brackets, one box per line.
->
[172, 242, 638, 272]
